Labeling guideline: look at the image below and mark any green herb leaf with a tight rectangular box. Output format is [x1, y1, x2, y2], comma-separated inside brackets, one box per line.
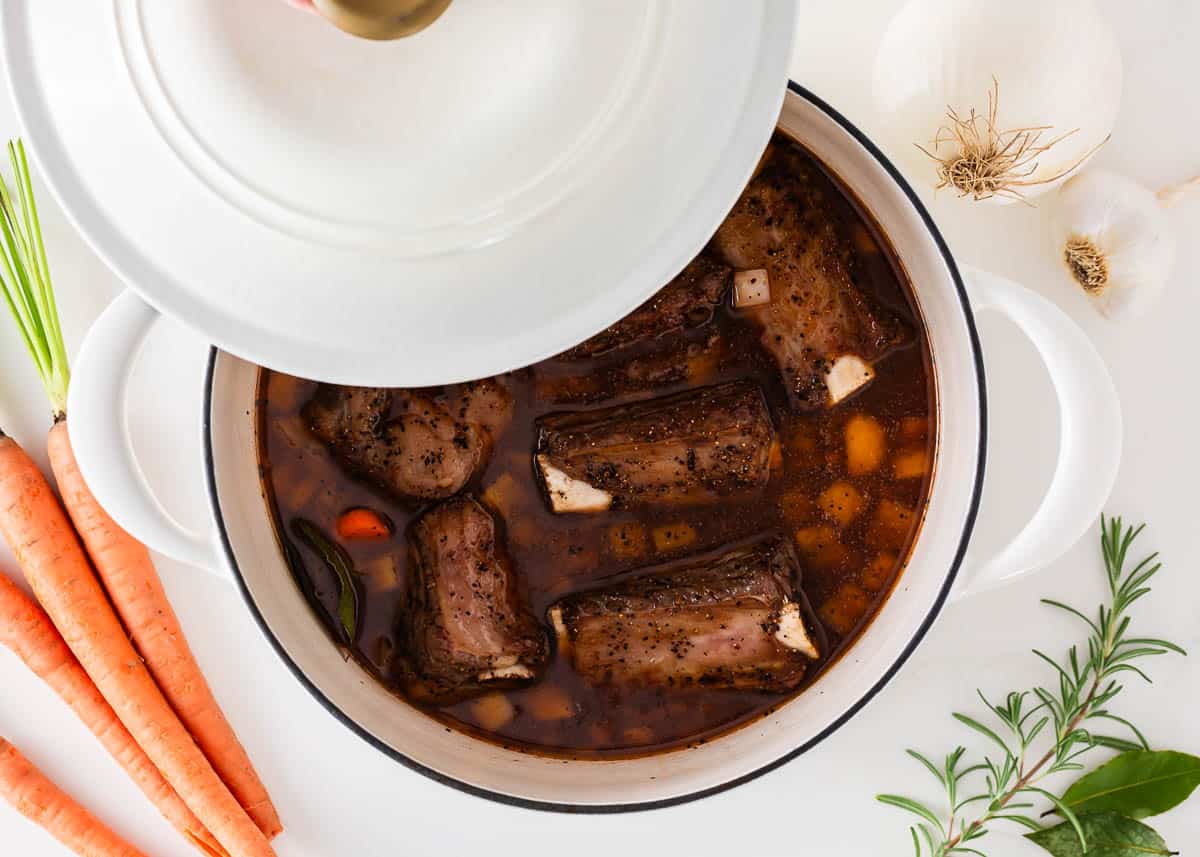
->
[879, 519, 1189, 856]
[291, 518, 361, 642]
[876, 795, 945, 832]
[1058, 750, 1200, 820]
[1025, 812, 1175, 857]
[0, 140, 70, 417]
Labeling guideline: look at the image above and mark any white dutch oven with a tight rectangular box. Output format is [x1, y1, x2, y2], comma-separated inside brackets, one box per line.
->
[66, 85, 1121, 810]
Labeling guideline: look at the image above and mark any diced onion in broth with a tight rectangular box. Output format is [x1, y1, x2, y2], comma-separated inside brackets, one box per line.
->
[733, 269, 771, 307]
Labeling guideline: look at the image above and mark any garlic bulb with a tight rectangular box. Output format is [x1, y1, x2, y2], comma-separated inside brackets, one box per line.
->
[872, 0, 1122, 204]
[1056, 170, 1182, 319]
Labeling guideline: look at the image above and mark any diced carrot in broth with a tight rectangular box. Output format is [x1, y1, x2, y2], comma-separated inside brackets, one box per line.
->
[779, 489, 815, 525]
[336, 507, 393, 540]
[818, 583, 873, 635]
[653, 523, 698, 553]
[526, 685, 576, 721]
[900, 415, 928, 442]
[862, 551, 897, 591]
[471, 693, 516, 731]
[893, 448, 929, 480]
[607, 522, 648, 561]
[868, 499, 916, 551]
[768, 439, 784, 471]
[845, 414, 886, 475]
[481, 473, 519, 517]
[794, 525, 850, 569]
[817, 481, 865, 528]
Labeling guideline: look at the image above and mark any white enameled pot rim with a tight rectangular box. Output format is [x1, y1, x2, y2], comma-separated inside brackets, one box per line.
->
[202, 81, 988, 814]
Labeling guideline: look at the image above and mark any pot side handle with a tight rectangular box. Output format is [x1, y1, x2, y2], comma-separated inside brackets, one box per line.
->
[68, 290, 227, 578]
[953, 267, 1122, 600]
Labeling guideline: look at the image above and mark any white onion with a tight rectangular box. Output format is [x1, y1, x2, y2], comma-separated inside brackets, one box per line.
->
[733, 269, 771, 308]
[872, 0, 1122, 204]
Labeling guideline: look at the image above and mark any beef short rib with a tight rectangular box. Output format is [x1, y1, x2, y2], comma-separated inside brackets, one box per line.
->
[403, 496, 547, 700]
[711, 143, 910, 409]
[534, 380, 775, 513]
[304, 379, 511, 501]
[549, 535, 819, 691]
[559, 256, 732, 360]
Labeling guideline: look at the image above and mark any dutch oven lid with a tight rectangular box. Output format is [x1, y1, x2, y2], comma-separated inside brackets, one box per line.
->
[4, 0, 796, 385]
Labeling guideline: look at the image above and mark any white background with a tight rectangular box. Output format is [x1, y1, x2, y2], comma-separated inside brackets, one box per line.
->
[1, 2, 1198, 855]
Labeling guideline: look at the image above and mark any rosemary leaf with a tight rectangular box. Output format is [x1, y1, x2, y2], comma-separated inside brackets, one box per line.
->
[877, 518, 1185, 856]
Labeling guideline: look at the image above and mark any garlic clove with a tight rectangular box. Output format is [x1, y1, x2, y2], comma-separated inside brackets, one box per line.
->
[1056, 169, 1174, 319]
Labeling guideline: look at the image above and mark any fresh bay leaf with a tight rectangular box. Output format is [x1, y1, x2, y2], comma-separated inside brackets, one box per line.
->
[292, 518, 361, 642]
[1026, 812, 1173, 857]
[1060, 750, 1200, 819]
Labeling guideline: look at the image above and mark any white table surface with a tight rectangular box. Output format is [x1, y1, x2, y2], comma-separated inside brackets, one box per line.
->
[1, 3, 1198, 855]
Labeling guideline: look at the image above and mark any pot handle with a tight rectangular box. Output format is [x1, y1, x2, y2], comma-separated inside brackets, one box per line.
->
[68, 290, 227, 578]
[953, 267, 1122, 600]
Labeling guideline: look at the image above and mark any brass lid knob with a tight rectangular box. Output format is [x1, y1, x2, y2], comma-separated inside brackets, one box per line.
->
[312, 0, 454, 40]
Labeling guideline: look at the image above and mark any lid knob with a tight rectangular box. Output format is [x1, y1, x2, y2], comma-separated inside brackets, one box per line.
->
[311, 0, 454, 40]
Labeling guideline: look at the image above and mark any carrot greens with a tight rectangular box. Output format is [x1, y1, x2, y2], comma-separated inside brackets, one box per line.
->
[0, 139, 69, 418]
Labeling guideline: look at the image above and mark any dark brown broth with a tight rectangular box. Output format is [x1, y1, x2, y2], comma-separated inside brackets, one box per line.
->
[256, 140, 935, 758]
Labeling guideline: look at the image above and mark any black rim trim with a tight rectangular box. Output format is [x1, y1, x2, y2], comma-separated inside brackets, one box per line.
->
[203, 80, 988, 814]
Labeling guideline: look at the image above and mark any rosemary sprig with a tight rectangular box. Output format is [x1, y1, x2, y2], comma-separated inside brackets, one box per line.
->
[878, 516, 1185, 855]
[0, 139, 69, 418]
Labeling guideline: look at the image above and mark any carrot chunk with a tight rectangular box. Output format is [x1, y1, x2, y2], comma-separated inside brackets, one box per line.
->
[899, 415, 928, 442]
[818, 481, 866, 528]
[336, 507, 393, 541]
[845, 414, 886, 475]
[794, 525, 851, 570]
[862, 552, 898, 591]
[893, 447, 929, 480]
[868, 499, 916, 551]
[471, 693, 516, 731]
[525, 685, 576, 721]
[818, 583, 872, 635]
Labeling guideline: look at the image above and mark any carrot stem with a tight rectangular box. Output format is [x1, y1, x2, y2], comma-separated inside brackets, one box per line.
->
[0, 139, 68, 416]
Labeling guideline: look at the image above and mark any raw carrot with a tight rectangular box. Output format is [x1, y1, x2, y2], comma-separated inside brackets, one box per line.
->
[0, 140, 279, 843]
[0, 434, 275, 857]
[0, 572, 226, 856]
[335, 506, 393, 541]
[50, 422, 282, 839]
[0, 736, 147, 857]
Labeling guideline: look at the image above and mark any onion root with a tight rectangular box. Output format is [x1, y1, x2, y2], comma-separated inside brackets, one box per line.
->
[918, 78, 1107, 203]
